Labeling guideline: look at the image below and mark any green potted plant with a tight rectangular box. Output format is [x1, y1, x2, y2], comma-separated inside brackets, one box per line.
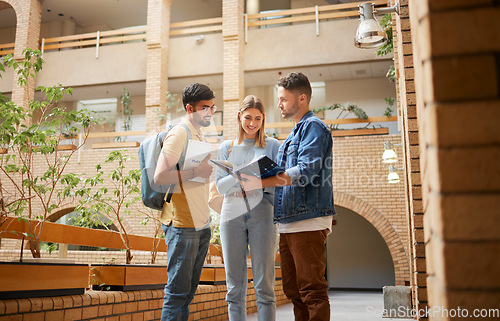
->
[0, 48, 94, 299]
[76, 150, 167, 291]
[313, 102, 392, 137]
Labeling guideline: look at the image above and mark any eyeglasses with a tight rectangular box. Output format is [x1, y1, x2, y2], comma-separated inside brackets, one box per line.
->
[194, 105, 217, 113]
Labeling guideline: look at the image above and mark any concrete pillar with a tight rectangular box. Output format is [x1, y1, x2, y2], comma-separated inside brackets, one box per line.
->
[222, 0, 245, 140]
[383, 286, 412, 318]
[246, 0, 259, 15]
[145, 0, 172, 133]
[9, 0, 42, 110]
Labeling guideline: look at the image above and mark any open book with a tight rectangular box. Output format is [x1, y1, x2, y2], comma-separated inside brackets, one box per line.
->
[210, 155, 285, 180]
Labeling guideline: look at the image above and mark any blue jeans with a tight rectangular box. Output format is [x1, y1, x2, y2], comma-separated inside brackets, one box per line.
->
[220, 197, 277, 321]
[161, 224, 211, 321]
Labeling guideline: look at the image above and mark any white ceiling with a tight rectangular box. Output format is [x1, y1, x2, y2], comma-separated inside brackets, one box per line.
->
[0, 0, 148, 29]
[0, 0, 364, 29]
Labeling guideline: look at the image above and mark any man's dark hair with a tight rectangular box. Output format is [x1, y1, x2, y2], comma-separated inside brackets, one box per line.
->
[277, 72, 312, 103]
[182, 83, 215, 111]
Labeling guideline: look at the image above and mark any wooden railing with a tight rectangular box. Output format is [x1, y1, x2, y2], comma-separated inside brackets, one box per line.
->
[170, 17, 223, 36]
[73, 115, 396, 138]
[41, 25, 147, 52]
[58, 115, 397, 148]
[246, 0, 388, 29]
[0, 0, 388, 55]
[0, 116, 397, 153]
[0, 42, 14, 55]
[0, 17, 223, 55]
[267, 115, 397, 129]
[0, 216, 166, 252]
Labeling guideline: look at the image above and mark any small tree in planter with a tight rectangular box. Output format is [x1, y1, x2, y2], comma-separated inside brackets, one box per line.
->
[115, 88, 133, 142]
[76, 150, 141, 264]
[0, 49, 95, 258]
[140, 211, 163, 264]
[313, 102, 372, 131]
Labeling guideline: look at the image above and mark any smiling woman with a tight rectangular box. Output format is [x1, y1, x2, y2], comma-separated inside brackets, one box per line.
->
[215, 94, 282, 321]
[236, 95, 267, 148]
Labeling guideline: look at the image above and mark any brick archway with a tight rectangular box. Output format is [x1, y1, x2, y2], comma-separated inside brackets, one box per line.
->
[0, 0, 18, 12]
[0, 0, 42, 109]
[334, 191, 409, 286]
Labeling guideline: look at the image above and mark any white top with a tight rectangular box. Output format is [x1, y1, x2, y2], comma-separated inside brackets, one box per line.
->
[278, 216, 333, 235]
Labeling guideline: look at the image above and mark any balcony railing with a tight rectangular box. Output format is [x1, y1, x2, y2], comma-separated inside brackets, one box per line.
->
[45, 115, 399, 149]
[0, 0, 388, 56]
[245, 0, 387, 29]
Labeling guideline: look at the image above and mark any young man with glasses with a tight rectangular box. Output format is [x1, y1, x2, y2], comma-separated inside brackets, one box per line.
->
[154, 83, 216, 321]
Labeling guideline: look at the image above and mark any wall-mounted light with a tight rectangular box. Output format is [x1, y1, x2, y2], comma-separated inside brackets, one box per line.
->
[195, 35, 205, 44]
[382, 141, 400, 163]
[388, 165, 403, 184]
[355, 2, 400, 49]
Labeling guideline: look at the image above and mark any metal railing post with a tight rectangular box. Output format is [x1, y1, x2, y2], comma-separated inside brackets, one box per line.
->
[244, 14, 248, 44]
[315, 5, 319, 36]
[95, 31, 100, 59]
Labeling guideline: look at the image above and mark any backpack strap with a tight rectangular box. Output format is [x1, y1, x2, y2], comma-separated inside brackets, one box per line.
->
[177, 123, 191, 168]
[165, 122, 191, 203]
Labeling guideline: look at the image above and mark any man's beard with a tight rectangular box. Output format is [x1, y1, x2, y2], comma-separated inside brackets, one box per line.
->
[193, 112, 211, 127]
[281, 101, 300, 119]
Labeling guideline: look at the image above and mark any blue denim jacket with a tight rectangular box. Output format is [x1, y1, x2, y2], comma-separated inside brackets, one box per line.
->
[274, 111, 336, 223]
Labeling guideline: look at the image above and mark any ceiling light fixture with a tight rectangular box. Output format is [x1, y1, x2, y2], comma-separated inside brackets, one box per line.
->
[355, 2, 399, 49]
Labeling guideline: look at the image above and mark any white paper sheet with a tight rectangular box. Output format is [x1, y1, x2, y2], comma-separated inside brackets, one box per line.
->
[182, 139, 212, 183]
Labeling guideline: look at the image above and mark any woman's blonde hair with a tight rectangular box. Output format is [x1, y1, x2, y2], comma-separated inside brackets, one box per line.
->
[236, 95, 266, 148]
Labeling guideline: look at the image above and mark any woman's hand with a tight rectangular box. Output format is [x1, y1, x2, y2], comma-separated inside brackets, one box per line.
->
[239, 174, 262, 191]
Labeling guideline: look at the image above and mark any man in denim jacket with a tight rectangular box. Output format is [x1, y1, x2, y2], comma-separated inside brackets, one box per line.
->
[242, 72, 336, 320]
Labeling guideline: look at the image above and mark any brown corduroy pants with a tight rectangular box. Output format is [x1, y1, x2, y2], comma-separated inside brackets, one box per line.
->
[279, 229, 330, 321]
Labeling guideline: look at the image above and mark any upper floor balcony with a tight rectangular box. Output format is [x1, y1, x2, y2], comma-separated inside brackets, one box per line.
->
[0, 0, 397, 143]
[0, 0, 392, 94]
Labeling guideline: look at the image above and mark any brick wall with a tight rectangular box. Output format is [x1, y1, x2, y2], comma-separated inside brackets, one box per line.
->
[393, 0, 428, 317]
[0, 280, 289, 321]
[408, 1, 500, 319]
[332, 134, 410, 286]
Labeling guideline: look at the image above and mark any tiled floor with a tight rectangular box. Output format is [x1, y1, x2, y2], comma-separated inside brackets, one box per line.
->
[247, 290, 410, 321]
